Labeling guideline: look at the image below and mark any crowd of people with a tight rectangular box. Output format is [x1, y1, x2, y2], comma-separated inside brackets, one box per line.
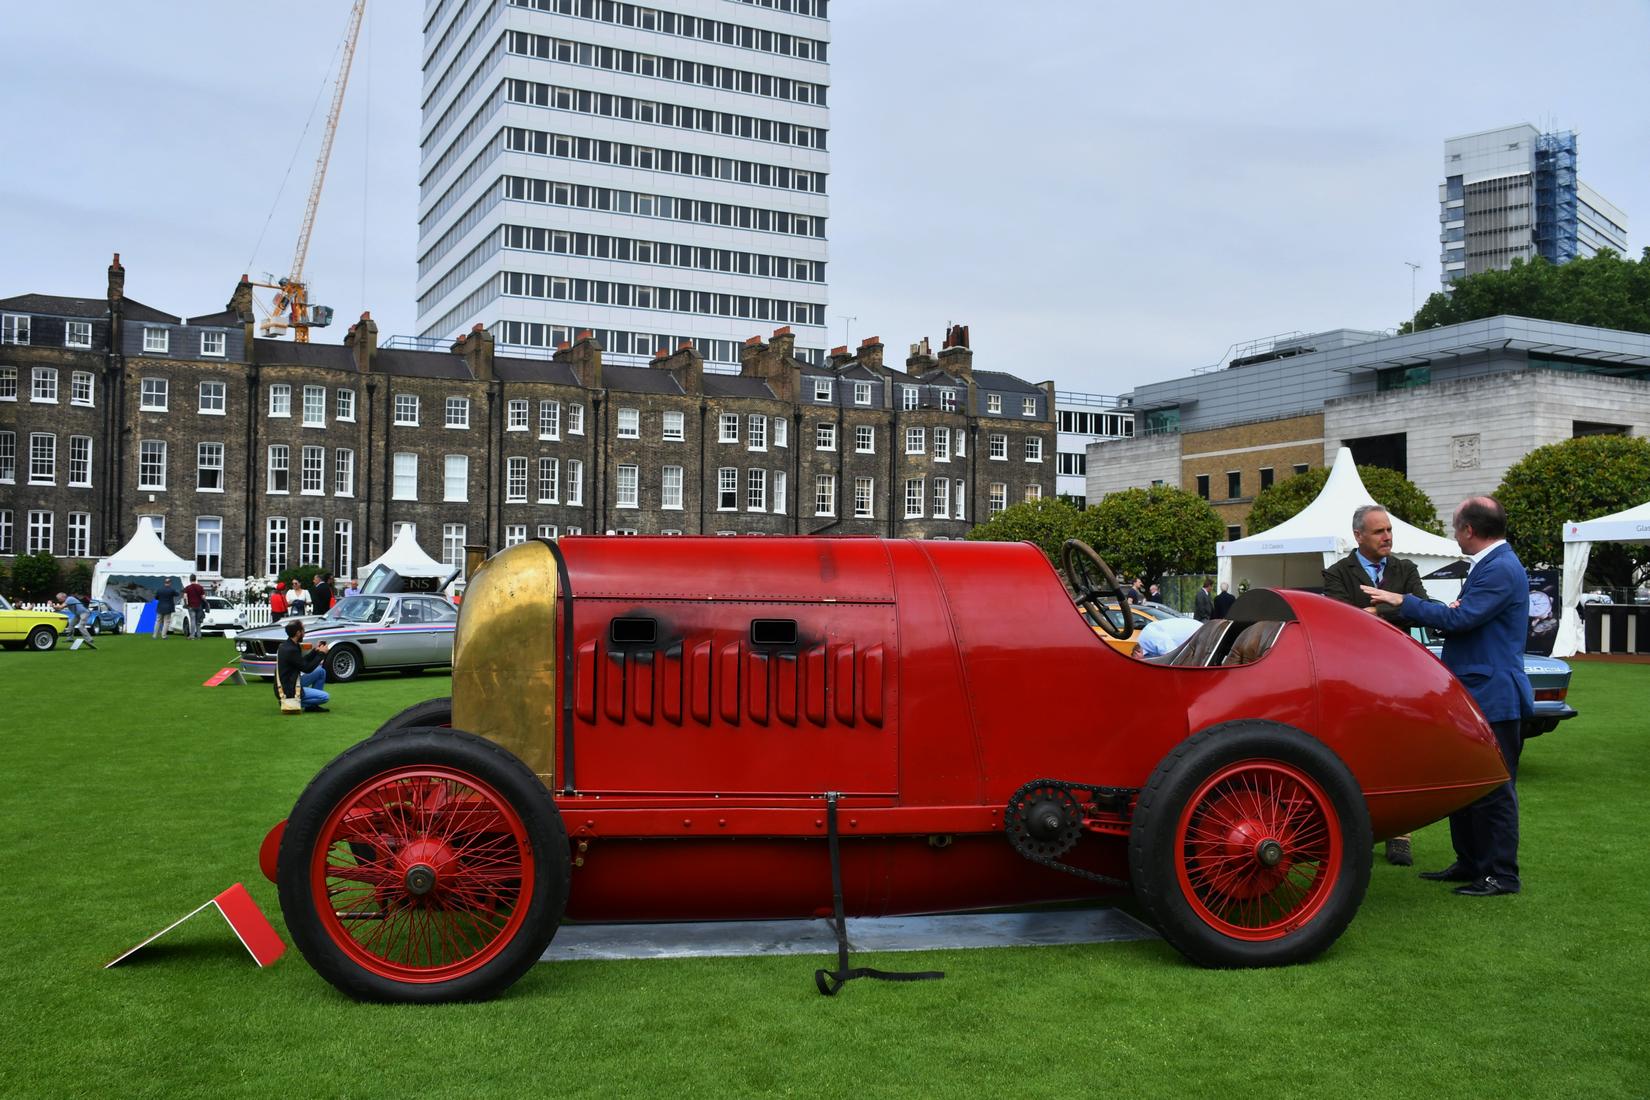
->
[48, 571, 352, 718]
[267, 573, 337, 619]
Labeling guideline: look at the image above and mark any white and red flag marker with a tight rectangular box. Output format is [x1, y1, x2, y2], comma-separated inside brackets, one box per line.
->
[106, 883, 286, 969]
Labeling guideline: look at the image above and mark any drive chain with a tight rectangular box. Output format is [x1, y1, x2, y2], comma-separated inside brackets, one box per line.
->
[1004, 777, 1140, 890]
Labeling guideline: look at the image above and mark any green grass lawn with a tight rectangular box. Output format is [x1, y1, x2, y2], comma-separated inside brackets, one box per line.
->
[2, 637, 1647, 1099]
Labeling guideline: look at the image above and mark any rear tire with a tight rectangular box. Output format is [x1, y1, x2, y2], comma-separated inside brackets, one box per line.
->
[27, 626, 58, 651]
[372, 697, 453, 738]
[277, 728, 569, 1003]
[1129, 720, 1371, 968]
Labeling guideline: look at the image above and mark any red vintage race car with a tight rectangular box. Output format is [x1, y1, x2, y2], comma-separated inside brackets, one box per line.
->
[264, 537, 1507, 1003]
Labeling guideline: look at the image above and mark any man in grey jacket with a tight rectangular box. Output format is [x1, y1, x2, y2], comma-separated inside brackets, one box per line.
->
[1323, 504, 1433, 866]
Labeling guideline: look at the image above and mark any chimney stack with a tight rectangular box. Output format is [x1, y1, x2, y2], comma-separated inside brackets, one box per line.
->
[856, 335, 884, 371]
[348, 311, 378, 373]
[226, 274, 255, 321]
[452, 323, 496, 381]
[905, 336, 936, 375]
[651, 341, 704, 394]
[107, 252, 125, 304]
[738, 331, 799, 402]
[555, 330, 604, 389]
[828, 345, 854, 369]
[768, 325, 796, 361]
[937, 344, 973, 382]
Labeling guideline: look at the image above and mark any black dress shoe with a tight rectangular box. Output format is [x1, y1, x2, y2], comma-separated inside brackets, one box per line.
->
[1419, 863, 1475, 882]
[306, 706, 331, 713]
[1454, 877, 1519, 897]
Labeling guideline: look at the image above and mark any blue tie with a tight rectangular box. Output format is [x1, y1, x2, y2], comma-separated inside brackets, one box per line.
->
[1373, 561, 1384, 587]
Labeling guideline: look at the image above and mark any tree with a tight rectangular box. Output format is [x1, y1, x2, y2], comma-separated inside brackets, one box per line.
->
[966, 497, 1093, 562]
[11, 553, 62, 601]
[1496, 435, 1650, 584]
[1086, 486, 1223, 582]
[1247, 466, 1443, 536]
[65, 562, 94, 599]
[278, 563, 325, 589]
[1400, 248, 1650, 335]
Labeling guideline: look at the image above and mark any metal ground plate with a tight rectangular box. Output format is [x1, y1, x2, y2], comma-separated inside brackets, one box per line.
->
[542, 908, 1157, 963]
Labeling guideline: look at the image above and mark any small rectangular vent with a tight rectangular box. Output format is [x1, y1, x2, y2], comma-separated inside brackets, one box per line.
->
[609, 617, 657, 645]
[750, 619, 798, 647]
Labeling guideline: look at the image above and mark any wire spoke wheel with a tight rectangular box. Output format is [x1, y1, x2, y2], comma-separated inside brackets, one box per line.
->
[279, 728, 569, 1002]
[1129, 721, 1371, 968]
[1175, 761, 1342, 940]
[314, 767, 533, 982]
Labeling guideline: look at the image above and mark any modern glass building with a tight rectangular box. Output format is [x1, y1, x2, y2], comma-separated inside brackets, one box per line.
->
[417, 0, 831, 367]
[1440, 124, 1627, 288]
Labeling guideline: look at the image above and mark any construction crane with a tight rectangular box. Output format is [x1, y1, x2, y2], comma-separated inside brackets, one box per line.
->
[256, 0, 367, 341]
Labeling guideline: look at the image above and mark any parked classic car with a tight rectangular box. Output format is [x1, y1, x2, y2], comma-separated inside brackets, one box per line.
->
[260, 536, 1513, 1004]
[0, 594, 63, 651]
[200, 596, 247, 635]
[1409, 626, 1577, 738]
[81, 598, 125, 634]
[235, 592, 457, 682]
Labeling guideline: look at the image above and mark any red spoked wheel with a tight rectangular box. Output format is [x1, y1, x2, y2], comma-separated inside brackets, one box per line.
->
[279, 728, 568, 1003]
[1129, 721, 1371, 968]
[1174, 761, 1342, 940]
[314, 766, 534, 983]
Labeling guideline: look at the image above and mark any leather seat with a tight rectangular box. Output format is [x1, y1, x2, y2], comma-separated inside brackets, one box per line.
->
[1221, 621, 1285, 666]
[1144, 620, 1235, 666]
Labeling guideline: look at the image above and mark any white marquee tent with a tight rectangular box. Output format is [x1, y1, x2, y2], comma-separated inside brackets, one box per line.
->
[1553, 498, 1650, 657]
[1217, 447, 1464, 593]
[358, 526, 452, 586]
[91, 518, 194, 628]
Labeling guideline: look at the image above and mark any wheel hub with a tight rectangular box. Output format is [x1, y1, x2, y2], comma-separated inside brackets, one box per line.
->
[1194, 798, 1290, 899]
[405, 864, 437, 896]
[394, 839, 457, 902]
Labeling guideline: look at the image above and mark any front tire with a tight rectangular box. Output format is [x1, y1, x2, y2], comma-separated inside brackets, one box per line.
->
[27, 626, 58, 651]
[1129, 720, 1371, 968]
[277, 728, 570, 1003]
[327, 645, 363, 683]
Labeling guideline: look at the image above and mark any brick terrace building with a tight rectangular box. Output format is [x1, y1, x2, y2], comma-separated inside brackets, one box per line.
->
[1, 259, 1054, 580]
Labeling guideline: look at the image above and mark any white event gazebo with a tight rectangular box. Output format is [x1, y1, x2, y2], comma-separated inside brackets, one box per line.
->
[1553, 498, 1650, 658]
[91, 517, 194, 630]
[1217, 448, 1464, 594]
[357, 527, 453, 589]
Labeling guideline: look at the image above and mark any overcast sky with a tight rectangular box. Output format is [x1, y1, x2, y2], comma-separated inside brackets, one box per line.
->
[3, 1, 1645, 395]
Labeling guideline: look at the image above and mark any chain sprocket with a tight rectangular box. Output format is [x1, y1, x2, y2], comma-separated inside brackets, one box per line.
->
[1004, 778, 1140, 889]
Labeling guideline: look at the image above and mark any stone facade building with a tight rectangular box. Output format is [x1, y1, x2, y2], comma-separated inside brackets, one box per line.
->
[1, 259, 1055, 580]
[1087, 319, 1650, 536]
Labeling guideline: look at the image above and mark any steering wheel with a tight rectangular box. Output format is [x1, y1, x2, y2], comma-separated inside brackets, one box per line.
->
[1062, 539, 1134, 640]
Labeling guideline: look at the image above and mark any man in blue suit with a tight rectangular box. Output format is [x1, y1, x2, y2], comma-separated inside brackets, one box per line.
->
[1363, 496, 1533, 896]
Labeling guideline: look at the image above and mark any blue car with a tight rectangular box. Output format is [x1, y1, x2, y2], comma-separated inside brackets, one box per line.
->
[86, 599, 125, 634]
[1411, 626, 1577, 739]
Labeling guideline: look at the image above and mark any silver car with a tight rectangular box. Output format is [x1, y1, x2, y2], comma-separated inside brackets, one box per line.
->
[234, 592, 458, 683]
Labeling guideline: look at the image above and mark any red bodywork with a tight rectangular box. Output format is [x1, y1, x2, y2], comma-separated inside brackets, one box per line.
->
[533, 537, 1505, 923]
